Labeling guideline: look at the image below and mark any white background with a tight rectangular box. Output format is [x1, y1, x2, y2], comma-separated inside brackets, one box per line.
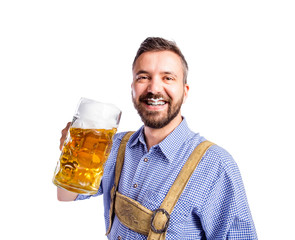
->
[1, 0, 294, 239]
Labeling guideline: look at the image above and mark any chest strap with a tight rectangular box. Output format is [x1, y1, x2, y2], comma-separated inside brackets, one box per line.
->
[106, 131, 135, 235]
[106, 132, 215, 240]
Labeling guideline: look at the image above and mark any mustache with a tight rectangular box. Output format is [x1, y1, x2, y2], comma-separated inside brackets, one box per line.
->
[139, 92, 171, 103]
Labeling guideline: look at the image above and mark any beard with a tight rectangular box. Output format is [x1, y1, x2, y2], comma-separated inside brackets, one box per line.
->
[132, 92, 184, 129]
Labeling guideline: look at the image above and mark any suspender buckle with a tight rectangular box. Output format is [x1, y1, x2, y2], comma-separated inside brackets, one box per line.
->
[150, 208, 170, 233]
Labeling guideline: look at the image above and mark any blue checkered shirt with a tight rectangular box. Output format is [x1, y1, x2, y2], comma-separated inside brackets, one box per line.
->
[76, 118, 257, 239]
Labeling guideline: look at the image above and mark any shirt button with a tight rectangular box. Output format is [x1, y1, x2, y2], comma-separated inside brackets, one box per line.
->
[133, 183, 138, 188]
[144, 158, 148, 162]
[118, 236, 122, 240]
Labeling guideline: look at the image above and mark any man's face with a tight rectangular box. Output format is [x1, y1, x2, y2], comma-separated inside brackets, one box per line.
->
[131, 50, 189, 129]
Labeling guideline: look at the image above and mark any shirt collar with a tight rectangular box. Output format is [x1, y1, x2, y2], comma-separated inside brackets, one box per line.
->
[129, 125, 146, 148]
[158, 118, 193, 162]
[129, 118, 194, 163]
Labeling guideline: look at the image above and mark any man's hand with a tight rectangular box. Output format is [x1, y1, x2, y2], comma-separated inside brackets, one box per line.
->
[59, 122, 71, 150]
[57, 187, 78, 201]
[57, 122, 78, 201]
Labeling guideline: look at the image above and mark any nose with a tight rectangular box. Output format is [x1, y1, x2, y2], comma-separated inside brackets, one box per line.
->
[147, 76, 163, 94]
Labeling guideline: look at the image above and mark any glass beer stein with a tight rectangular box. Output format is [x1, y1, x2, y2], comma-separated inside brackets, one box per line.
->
[53, 98, 121, 194]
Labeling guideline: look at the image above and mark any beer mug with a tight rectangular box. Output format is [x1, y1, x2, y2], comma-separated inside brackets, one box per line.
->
[53, 98, 121, 194]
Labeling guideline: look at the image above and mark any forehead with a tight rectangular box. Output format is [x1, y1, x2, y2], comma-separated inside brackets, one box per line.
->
[133, 51, 183, 74]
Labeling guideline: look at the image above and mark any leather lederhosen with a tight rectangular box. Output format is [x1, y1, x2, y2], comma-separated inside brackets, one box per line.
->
[106, 132, 214, 240]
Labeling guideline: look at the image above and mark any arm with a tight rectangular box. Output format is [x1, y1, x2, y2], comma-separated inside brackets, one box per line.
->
[199, 148, 257, 239]
[57, 187, 78, 201]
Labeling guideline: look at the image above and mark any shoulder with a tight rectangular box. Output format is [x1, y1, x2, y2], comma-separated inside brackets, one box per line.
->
[103, 131, 132, 173]
[108, 131, 129, 157]
[112, 131, 130, 143]
[105, 131, 138, 168]
[196, 143, 240, 186]
[187, 142, 242, 203]
[204, 144, 239, 175]
[186, 135, 238, 171]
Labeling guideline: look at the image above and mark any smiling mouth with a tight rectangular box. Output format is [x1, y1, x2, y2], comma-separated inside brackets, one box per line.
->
[145, 98, 166, 106]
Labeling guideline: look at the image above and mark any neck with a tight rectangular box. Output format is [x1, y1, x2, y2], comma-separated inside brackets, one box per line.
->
[144, 114, 183, 151]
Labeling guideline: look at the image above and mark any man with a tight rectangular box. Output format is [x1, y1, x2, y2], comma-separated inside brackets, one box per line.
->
[57, 37, 257, 239]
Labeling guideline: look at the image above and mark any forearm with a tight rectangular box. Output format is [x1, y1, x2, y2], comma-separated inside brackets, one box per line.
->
[57, 187, 78, 201]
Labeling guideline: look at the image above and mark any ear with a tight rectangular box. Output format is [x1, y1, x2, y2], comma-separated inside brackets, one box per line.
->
[183, 84, 189, 103]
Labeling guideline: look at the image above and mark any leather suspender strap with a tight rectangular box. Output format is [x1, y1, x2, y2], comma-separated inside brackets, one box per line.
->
[106, 131, 135, 235]
[147, 140, 215, 240]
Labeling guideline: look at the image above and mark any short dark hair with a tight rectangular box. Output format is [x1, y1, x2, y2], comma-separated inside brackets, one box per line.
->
[132, 37, 188, 84]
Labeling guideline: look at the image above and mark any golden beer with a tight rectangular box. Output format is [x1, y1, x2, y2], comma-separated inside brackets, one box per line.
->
[53, 127, 117, 194]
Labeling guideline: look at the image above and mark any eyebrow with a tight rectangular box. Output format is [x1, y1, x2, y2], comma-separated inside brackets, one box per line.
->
[135, 70, 178, 77]
[135, 70, 149, 76]
[162, 71, 178, 78]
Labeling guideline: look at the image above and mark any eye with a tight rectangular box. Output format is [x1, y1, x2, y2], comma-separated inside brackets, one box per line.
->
[164, 76, 174, 81]
[136, 75, 150, 81]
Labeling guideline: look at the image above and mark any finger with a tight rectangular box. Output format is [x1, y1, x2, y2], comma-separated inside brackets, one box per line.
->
[60, 122, 71, 150]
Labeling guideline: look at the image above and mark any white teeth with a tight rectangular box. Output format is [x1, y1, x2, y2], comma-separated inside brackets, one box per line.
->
[149, 97, 164, 101]
[149, 102, 165, 106]
[146, 98, 166, 106]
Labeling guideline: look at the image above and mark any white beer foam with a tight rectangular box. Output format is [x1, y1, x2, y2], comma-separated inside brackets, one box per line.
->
[72, 98, 121, 129]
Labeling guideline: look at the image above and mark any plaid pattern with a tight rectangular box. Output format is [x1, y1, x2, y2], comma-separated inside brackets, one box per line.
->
[76, 118, 257, 239]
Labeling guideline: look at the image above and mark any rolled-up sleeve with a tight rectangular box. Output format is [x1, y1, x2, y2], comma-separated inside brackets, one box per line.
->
[75, 184, 103, 201]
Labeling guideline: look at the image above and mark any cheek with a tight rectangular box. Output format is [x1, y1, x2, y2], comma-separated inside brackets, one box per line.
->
[165, 83, 188, 103]
[165, 85, 182, 100]
[132, 83, 146, 100]
[131, 88, 136, 99]
[131, 83, 137, 99]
